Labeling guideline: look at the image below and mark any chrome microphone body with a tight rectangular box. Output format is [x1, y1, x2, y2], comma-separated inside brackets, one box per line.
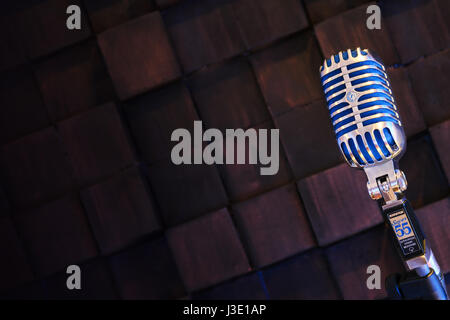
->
[320, 48, 447, 299]
[320, 48, 407, 202]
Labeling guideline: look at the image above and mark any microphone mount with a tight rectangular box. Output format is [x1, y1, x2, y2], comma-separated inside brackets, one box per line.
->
[364, 160, 407, 203]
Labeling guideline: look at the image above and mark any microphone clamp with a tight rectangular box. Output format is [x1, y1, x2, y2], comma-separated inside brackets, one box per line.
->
[364, 160, 407, 203]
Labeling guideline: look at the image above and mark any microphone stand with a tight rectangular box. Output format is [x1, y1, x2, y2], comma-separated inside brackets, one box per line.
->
[365, 163, 448, 300]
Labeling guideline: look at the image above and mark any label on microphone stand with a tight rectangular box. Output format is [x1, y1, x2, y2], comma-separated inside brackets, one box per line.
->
[388, 210, 421, 256]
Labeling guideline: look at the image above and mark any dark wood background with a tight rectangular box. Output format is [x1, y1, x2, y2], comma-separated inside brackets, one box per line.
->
[0, 0, 449, 299]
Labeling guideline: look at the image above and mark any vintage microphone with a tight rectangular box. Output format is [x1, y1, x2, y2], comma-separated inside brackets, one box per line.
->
[319, 48, 448, 300]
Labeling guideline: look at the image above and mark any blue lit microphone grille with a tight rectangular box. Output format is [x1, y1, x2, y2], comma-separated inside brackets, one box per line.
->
[320, 48, 405, 167]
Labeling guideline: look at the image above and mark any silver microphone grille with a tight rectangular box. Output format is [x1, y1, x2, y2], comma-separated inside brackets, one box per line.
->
[320, 48, 406, 168]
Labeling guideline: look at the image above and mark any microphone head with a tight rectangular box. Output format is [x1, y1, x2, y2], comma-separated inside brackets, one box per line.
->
[320, 48, 406, 169]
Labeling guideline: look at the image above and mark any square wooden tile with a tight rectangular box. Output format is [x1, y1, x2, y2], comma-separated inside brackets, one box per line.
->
[188, 57, 270, 131]
[274, 99, 343, 179]
[399, 135, 449, 209]
[380, 0, 449, 64]
[147, 161, 228, 226]
[232, 0, 308, 49]
[166, 209, 251, 291]
[34, 40, 115, 121]
[232, 184, 316, 268]
[304, 0, 371, 24]
[15, 195, 98, 277]
[98, 11, 181, 100]
[84, 0, 156, 33]
[216, 120, 292, 202]
[408, 49, 450, 126]
[81, 167, 160, 255]
[109, 237, 186, 299]
[17, 0, 91, 59]
[58, 102, 135, 186]
[297, 163, 383, 246]
[416, 197, 450, 274]
[263, 249, 341, 299]
[326, 226, 404, 300]
[250, 32, 324, 116]
[0, 128, 76, 209]
[125, 82, 199, 164]
[315, 2, 399, 66]
[42, 258, 119, 299]
[162, 0, 245, 73]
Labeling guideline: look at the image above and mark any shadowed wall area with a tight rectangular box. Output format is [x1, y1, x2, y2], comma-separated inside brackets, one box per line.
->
[0, 0, 449, 299]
